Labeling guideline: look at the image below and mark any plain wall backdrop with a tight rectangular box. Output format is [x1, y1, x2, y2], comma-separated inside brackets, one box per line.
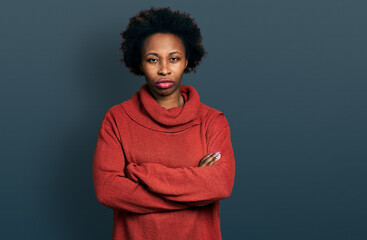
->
[1, 0, 366, 239]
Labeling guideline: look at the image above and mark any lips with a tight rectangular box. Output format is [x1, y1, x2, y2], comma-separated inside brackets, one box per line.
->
[155, 79, 174, 89]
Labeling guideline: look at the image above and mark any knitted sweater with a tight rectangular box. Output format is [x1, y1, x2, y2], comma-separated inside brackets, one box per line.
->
[93, 84, 235, 240]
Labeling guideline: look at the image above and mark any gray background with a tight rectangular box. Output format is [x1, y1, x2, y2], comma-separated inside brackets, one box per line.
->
[1, 0, 366, 239]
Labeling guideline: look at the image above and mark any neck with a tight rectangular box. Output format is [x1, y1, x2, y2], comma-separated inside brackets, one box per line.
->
[149, 89, 184, 110]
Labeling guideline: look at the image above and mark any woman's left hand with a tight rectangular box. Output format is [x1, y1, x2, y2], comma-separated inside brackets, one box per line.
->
[198, 152, 221, 167]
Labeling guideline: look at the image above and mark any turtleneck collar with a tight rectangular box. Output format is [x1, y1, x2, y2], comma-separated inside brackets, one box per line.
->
[121, 84, 209, 132]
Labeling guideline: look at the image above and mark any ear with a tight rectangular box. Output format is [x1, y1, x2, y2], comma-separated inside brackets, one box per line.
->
[185, 59, 188, 69]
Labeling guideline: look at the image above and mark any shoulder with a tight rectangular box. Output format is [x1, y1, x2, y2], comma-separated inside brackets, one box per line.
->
[200, 102, 230, 133]
[100, 90, 140, 125]
[100, 102, 127, 127]
[107, 102, 126, 115]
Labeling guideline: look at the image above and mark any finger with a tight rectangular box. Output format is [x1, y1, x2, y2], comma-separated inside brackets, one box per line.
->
[199, 155, 214, 167]
[199, 153, 215, 166]
[200, 153, 219, 167]
[209, 157, 221, 166]
[208, 160, 216, 166]
[208, 154, 221, 166]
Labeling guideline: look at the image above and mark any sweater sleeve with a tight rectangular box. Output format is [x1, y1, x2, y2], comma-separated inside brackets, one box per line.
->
[92, 115, 192, 214]
[125, 113, 235, 206]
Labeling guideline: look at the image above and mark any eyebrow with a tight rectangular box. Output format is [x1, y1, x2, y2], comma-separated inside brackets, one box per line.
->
[144, 51, 184, 57]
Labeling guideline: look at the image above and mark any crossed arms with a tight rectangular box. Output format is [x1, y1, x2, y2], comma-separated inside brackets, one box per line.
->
[92, 112, 235, 214]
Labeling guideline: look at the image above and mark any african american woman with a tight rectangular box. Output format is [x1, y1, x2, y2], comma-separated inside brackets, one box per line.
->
[92, 7, 236, 240]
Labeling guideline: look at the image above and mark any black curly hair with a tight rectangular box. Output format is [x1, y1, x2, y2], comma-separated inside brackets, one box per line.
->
[120, 7, 206, 76]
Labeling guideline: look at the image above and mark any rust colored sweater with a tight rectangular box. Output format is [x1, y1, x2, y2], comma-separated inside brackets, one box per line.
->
[93, 84, 235, 240]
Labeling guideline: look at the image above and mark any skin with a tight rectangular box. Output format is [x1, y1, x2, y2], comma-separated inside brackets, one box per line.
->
[140, 33, 188, 110]
[198, 153, 222, 167]
[140, 33, 221, 167]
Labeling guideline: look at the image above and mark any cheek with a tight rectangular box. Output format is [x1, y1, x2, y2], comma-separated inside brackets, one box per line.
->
[176, 63, 187, 73]
[141, 64, 155, 76]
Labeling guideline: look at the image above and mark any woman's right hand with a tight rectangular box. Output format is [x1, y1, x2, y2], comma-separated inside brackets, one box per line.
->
[198, 152, 221, 167]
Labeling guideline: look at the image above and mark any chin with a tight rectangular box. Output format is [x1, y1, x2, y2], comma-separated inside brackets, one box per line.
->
[156, 88, 176, 96]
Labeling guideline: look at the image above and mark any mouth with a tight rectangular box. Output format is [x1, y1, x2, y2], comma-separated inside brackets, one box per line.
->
[155, 79, 175, 89]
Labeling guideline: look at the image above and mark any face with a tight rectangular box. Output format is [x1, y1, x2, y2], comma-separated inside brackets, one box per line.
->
[140, 33, 188, 98]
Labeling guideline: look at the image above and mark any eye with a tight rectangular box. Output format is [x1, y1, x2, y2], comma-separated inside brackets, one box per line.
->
[147, 58, 158, 63]
[170, 57, 180, 61]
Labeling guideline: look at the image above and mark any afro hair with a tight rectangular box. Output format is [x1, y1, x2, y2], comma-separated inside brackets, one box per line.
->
[120, 7, 206, 76]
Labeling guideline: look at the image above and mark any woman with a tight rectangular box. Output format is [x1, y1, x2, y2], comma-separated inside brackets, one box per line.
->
[93, 7, 235, 240]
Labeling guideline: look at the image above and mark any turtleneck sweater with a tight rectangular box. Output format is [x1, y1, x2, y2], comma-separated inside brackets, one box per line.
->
[93, 84, 235, 240]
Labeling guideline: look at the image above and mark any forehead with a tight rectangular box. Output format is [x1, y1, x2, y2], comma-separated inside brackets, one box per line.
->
[141, 33, 185, 54]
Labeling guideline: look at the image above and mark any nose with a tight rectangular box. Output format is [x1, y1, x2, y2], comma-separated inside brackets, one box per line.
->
[158, 60, 171, 76]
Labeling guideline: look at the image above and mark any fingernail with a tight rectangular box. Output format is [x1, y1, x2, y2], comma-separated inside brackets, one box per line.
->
[215, 154, 221, 159]
[215, 152, 221, 155]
